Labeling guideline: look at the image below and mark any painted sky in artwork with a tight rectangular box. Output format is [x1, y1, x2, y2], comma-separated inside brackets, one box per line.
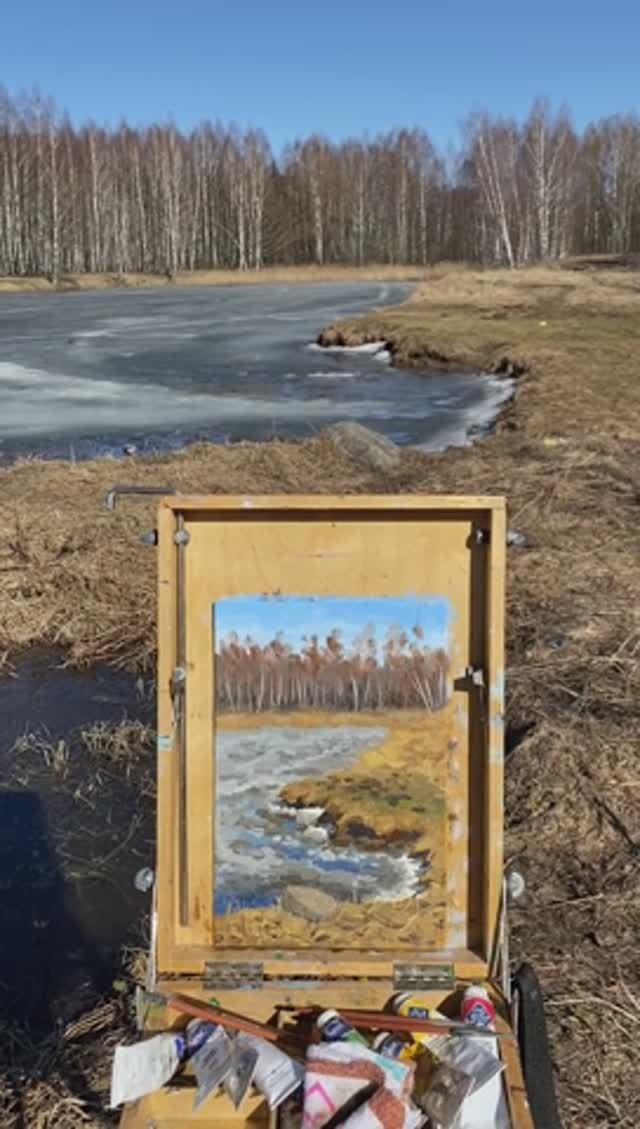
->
[215, 595, 450, 655]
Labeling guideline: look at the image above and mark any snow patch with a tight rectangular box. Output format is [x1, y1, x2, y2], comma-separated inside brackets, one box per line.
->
[308, 340, 389, 357]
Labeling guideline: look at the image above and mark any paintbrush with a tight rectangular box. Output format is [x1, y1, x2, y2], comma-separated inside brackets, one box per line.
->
[139, 988, 281, 1043]
[299, 1006, 514, 1040]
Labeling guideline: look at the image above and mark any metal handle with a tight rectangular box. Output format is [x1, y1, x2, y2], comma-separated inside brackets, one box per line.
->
[105, 484, 175, 511]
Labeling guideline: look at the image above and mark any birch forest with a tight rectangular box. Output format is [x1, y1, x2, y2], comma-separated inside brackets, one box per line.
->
[1, 90, 639, 278]
[216, 626, 450, 713]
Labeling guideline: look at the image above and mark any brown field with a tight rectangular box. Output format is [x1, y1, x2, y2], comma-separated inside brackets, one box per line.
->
[0, 266, 639, 1125]
[0, 263, 427, 294]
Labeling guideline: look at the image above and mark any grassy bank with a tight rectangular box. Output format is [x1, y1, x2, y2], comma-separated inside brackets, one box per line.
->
[1, 266, 639, 1125]
[0, 263, 426, 294]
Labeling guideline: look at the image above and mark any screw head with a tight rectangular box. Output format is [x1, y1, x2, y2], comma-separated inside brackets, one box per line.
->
[134, 867, 155, 893]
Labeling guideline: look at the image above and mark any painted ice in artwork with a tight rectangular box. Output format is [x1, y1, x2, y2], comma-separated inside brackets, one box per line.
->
[213, 595, 454, 949]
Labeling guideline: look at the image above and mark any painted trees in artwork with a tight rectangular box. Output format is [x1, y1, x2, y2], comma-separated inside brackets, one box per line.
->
[216, 623, 449, 712]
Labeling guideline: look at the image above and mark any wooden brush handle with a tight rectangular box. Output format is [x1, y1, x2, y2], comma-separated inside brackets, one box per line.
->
[167, 992, 280, 1042]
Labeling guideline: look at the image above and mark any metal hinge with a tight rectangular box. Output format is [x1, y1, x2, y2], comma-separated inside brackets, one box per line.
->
[204, 961, 264, 990]
[393, 963, 455, 991]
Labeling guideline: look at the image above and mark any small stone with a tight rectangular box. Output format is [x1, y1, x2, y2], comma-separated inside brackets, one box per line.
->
[507, 530, 527, 547]
[281, 885, 338, 922]
[302, 825, 329, 845]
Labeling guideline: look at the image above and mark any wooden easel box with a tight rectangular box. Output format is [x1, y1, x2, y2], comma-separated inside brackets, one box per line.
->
[120, 496, 533, 1128]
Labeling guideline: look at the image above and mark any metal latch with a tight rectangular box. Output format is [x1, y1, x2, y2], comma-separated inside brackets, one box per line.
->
[465, 666, 485, 689]
[393, 963, 455, 991]
[204, 961, 264, 990]
[170, 666, 186, 718]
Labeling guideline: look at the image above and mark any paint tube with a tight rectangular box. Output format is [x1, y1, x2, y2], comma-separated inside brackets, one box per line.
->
[185, 1018, 219, 1057]
[316, 1008, 369, 1046]
[223, 1036, 260, 1108]
[390, 992, 450, 1053]
[460, 986, 497, 1029]
[417, 1060, 474, 1128]
[432, 1034, 505, 1095]
[191, 1026, 233, 1110]
[239, 1033, 305, 1110]
[372, 1030, 419, 1063]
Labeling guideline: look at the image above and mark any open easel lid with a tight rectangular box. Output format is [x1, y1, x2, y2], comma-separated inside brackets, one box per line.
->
[153, 496, 506, 983]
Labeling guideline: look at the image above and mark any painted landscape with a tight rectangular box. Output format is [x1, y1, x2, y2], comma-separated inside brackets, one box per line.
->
[213, 595, 454, 949]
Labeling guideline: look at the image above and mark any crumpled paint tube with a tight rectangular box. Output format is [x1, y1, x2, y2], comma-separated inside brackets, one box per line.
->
[192, 1026, 234, 1109]
[239, 1033, 305, 1110]
[110, 1033, 183, 1108]
[418, 1061, 474, 1127]
[224, 1036, 260, 1108]
[434, 1035, 505, 1094]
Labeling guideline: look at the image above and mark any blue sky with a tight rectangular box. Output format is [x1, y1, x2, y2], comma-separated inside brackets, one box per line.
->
[215, 596, 450, 654]
[4, 1, 639, 152]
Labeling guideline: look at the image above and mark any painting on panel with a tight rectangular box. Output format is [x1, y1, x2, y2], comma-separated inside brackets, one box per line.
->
[213, 595, 453, 950]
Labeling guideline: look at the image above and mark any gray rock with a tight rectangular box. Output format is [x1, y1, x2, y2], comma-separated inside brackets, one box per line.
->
[325, 422, 401, 474]
[281, 884, 338, 922]
[302, 825, 329, 845]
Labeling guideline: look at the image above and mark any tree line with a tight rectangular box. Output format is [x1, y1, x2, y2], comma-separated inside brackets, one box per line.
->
[1, 89, 639, 278]
[216, 625, 449, 712]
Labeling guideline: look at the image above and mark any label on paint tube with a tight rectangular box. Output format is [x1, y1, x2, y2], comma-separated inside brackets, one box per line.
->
[373, 1031, 408, 1059]
[192, 1027, 233, 1110]
[239, 1034, 304, 1110]
[391, 994, 450, 1052]
[185, 1019, 219, 1058]
[316, 1009, 368, 1046]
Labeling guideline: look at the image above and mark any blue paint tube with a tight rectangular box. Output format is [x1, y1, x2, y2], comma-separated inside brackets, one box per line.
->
[316, 1009, 368, 1046]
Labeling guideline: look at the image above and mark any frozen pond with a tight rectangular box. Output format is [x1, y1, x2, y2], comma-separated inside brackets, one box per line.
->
[0, 282, 512, 458]
[216, 726, 423, 913]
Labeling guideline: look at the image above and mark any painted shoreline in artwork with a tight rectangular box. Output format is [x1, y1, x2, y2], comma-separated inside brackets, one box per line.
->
[215, 708, 450, 949]
[213, 595, 453, 949]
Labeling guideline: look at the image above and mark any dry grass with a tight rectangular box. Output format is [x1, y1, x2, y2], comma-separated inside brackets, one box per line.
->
[0, 263, 427, 294]
[1, 266, 639, 1124]
[0, 998, 131, 1129]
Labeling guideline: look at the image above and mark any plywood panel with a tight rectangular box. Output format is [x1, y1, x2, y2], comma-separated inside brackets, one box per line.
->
[183, 517, 472, 955]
